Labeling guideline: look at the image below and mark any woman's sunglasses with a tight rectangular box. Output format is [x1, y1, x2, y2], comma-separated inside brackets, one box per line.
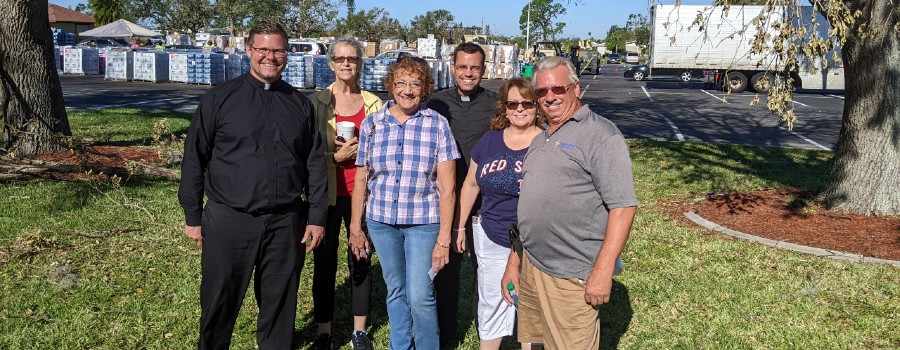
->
[506, 100, 536, 110]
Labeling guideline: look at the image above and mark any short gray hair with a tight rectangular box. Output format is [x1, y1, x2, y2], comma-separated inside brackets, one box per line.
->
[328, 36, 364, 60]
[531, 56, 579, 86]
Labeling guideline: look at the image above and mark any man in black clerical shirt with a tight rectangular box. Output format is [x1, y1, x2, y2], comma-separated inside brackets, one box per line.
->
[178, 21, 327, 350]
[426, 42, 499, 348]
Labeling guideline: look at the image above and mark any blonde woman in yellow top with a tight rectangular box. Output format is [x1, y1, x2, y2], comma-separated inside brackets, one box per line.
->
[308, 36, 383, 350]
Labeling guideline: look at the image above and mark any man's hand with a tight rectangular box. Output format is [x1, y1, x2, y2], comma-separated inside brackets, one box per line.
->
[583, 270, 613, 307]
[301, 225, 325, 253]
[500, 256, 521, 306]
[184, 225, 202, 248]
[334, 137, 359, 163]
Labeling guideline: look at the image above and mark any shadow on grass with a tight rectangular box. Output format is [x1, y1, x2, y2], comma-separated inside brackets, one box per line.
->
[600, 280, 633, 350]
[70, 109, 192, 147]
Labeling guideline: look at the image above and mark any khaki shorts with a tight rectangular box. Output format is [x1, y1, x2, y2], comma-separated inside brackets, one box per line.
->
[517, 254, 600, 349]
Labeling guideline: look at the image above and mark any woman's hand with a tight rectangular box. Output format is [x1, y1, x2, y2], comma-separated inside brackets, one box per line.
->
[432, 240, 451, 272]
[348, 230, 371, 261]
[334, 136, 359, 163]
[451, 228, 466, 253]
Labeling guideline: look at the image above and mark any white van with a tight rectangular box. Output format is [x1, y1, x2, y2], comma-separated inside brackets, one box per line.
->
[625, 52, 640, 64]
[288, 40, 326, 55]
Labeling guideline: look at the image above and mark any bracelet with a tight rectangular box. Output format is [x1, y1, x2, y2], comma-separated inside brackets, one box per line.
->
[453, 228, 466, 231]
[436, 240, 450, 248]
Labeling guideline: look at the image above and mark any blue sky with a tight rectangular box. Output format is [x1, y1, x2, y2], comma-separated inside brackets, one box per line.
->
[50, 0, 711, 39]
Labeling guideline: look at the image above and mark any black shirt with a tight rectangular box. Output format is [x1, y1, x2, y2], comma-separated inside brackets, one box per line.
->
[178, 74, 328, 227]
[426, 86, 499, 184]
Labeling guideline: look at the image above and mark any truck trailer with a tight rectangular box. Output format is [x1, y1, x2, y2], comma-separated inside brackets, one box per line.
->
[647, 5, 844, 93]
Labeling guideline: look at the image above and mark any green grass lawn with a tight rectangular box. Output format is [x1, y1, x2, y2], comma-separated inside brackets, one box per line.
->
[0, 109, 897, 349]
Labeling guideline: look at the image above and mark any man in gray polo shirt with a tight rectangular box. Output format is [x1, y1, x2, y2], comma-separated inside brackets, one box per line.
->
[502, 56, 638, 349]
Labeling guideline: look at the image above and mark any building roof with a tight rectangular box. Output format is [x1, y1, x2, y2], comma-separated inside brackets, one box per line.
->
[48, 3, 95, 24]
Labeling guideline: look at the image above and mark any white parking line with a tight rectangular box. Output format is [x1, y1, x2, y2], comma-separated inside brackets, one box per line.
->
[592, 74, 597, 80]
[778, 126, 832, 151]
[640, 86, 653, 101]
[791, 100, 811, 108]
[702, 90, 727, 103]
[828, 94, 845, 100]
[664, 117, 686, 141]
[580, 84, 590, 98]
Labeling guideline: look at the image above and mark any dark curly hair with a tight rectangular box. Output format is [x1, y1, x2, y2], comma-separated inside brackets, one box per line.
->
[490, 78, 545, 131]
[385, 56, 435, 101]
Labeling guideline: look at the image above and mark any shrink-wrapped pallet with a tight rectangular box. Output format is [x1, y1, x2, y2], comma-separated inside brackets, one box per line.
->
[187, 52, 225, 85]
[169, 52, 190, 83]
[105, 50, 134, 81]
[133, 51, 169, 82]
[496, 45, 518, 63]
[63, 47, 100, 75]
[52, 29, 75, 46]
[283, 53, 315, 89]
[224, 53, 246, 81]
[380, 40, 401, 54]
[361, 58, 395, 92]
[441, 44, 457, 61]
[417, 37, 440, 59]
[363, 41, 379, 57]
[313, 55, 334, 89]
[53, 47, 62, 75]
[480, 45, 496, 64]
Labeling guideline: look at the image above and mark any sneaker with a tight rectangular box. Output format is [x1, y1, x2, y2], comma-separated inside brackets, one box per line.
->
[350, 330, 372, 350]
[314, 333, 332, 350]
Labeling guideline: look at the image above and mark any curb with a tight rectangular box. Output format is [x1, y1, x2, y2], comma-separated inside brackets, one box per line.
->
[683, 212, 900, 268]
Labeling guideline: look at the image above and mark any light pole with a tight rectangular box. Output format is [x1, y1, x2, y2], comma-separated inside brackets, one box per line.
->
[525, 0, 532, 61]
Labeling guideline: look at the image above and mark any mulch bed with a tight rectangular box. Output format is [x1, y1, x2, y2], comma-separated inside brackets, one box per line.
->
[0, 145, 164, 181]
[674, 189, 900, 261]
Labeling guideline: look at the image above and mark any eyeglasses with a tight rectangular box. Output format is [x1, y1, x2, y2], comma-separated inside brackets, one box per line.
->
[536, 83, 575, 98]
[394, 81, 423, 90]
[332, 56, 360, 64]
[250, 46, 288, 57]
[455, 64, 483, 73]
[506, 100, 535, 110]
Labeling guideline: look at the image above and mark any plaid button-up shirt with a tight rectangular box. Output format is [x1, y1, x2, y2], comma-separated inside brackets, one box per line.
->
[356, 101, 461, 225]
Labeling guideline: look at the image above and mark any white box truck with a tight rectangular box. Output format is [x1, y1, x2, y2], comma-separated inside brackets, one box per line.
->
[647, 5, 844, 93]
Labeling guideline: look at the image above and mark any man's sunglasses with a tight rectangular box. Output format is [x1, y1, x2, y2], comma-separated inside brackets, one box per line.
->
[506, 100, 536, 110]
[331, 56, 360, 64]
[535, 83, 575, 97]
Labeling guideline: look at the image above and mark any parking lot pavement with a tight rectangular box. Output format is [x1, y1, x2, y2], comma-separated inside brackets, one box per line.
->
[60, 67, 843, 151]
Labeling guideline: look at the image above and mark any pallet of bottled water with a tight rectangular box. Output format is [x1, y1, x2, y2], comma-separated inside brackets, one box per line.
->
[360, 58, 395, 92]
[224, 53, 246, 81]
[63, 47, 100, 75]
[52, 29, 75, 46]
[54, 47, 62, 75]
[417, 37, 440, 59]
[105, 49, 134, 81]
[133, 51, 169, 82]
[187, 52, 225, 85]
[313, 55, 335, 89]
[169, 52, 190, 83]
[283, 53, 314, 89]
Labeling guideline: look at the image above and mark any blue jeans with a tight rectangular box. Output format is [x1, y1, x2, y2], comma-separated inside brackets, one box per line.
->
[367, 220, 440, 350]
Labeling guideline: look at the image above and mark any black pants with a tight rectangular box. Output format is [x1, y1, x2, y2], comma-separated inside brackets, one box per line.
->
[434, 217, 478, 348]
[313, 196, 373, 324]
[199, 200, 306, 350]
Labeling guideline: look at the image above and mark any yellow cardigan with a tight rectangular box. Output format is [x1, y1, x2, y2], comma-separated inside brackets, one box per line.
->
[308, 84, 383, 206]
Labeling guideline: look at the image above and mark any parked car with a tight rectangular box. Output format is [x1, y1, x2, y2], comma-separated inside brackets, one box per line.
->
[606, 53, 621, 64]
[625, 51, 640, 64]
[76, 37, 130, 48]
[288, 40, 326, 55]
[375, 49, 418, 60]
[623, 64, 650, 81]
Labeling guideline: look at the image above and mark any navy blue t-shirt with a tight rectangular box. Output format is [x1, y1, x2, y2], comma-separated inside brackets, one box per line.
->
[471, 130, 528, 248]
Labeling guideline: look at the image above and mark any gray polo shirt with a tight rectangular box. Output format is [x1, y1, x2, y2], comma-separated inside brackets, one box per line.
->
[518, 104, 638, 280]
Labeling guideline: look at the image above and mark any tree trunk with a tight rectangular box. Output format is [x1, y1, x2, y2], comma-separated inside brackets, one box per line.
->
[821, 0, 900, 216]
[0, 0, 72, 157]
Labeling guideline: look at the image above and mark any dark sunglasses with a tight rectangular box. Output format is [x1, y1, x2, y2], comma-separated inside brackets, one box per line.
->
[536, 83, 575, 97]
[331, 56, 360, 64]
[506, 100, 536, 110]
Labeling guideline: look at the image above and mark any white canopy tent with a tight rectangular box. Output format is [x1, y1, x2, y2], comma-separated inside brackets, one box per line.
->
[79, 19, 162, 38]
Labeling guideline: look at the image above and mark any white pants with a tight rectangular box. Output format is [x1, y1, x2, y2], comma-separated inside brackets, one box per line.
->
[473, 217, 516, 340]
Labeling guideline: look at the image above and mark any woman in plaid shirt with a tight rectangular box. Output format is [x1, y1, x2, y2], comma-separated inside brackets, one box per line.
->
[349, 57, 460, 349]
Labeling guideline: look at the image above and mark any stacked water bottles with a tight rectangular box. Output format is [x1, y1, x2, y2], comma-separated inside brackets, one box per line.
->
[282, 53, 314, 89]
[188, 52, 225, 85]
[63, 47, 100, 75]
[224, 53, 247, 81]
[168, 52, 190, 83]
[53, 47, 62, 75]
[133, 51, 169, 82]
[105, 50, 134, 81]
[360, 58, 395, 92]
[51, 28, 75, 46]
[313, 55, 334, 89]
